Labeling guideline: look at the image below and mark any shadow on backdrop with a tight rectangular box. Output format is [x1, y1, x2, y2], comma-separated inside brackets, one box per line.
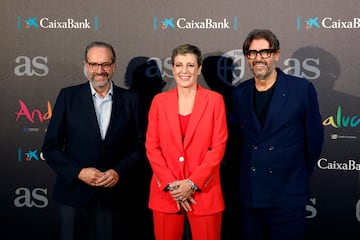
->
[125, 56, 166, 116]
[202, 55, 241, 240]
[290, 46, 359, 113]
[124, 57, 165, 240]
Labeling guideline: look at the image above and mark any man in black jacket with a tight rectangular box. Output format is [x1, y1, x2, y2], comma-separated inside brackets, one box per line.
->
[42, 41, 144, 240]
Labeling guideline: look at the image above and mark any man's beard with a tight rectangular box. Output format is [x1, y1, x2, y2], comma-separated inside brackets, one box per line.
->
[89, 73, 110, 88]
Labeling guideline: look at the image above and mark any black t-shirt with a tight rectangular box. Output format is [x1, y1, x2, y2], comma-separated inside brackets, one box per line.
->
[254, 82, 276, 126]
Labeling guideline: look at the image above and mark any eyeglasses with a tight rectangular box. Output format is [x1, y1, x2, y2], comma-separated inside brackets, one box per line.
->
[87, 62, 113, 70]
[245, 49, 276, 60]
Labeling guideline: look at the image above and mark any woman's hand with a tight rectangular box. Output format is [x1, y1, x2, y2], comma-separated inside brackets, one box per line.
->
[169, 179, 197, 211]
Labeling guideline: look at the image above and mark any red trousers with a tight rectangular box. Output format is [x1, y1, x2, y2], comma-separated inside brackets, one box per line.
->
[153, 210, 222, 240]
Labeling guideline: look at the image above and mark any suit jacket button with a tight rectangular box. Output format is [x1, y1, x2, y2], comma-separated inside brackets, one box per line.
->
[179, 156, 185, 162]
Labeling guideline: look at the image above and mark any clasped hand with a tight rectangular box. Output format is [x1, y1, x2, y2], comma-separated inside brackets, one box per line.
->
[78, 167, 119, 188]
[169, 180, 197, 212]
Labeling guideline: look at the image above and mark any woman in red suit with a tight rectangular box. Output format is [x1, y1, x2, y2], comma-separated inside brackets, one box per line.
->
[145, 44, 228, 240]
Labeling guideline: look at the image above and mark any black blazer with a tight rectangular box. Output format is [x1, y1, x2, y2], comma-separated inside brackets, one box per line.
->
[42, 82, 144, 208]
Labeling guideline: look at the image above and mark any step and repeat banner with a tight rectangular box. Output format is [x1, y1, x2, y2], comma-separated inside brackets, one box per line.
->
[1, 0, 359, 239]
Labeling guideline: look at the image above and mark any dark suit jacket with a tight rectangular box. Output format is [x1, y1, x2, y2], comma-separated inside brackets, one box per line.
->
[42, 82, 144, 209]
[231, 68, 324, 208]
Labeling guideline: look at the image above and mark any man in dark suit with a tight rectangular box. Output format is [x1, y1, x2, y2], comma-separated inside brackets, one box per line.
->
[41, 41, 144, 240]
[230, 29, 324, 240]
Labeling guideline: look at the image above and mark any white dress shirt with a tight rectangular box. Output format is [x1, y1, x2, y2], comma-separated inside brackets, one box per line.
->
[90, 81, 113, 140]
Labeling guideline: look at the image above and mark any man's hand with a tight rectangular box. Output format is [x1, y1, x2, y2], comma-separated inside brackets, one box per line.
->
[78, 168, 119, 187]
[95, 169, 119, 187]
[78, 167, 104, 186]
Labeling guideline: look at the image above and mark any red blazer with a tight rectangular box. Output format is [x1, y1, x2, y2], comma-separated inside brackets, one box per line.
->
[146, 85, 228, 215]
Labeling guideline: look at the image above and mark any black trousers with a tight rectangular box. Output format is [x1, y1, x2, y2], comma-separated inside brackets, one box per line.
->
[58, 203, 114, 240]
[239, 204, 307, 240]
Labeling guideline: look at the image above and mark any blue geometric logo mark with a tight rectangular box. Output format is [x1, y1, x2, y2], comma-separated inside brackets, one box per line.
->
[26, 150, 39, 161]
[18, 16, 39, 29]
[154, 16, 175, 31]
[24, 17, 39, 29]
[305, 17, 320, 29]
[297, 16, 320, 31]
[161, 18, 175, 29]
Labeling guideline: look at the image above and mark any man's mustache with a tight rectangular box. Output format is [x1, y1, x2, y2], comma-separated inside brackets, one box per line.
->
[95, 73, 109, 77]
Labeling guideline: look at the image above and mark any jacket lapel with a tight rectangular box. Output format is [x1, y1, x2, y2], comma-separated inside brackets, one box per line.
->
[104, 86, 121, 140]
[79, 82, 103, 140]
[261, 75, 288, 135]
[164, 88, 183, 151]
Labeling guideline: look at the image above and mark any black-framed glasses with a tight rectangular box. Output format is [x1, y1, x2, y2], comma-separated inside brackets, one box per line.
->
[245, 49, 276, 60]
[87, 62, 113, 70]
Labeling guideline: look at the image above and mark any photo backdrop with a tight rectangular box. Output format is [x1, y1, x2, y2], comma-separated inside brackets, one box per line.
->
[1, 0, 359, 239]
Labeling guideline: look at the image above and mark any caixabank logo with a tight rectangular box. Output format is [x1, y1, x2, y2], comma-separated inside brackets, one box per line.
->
[18, 148, 43, 162]
[17, 16, 99, 31]
[153, 16, 238, 31]
[317, 158, 360, 171]
[297, 16, 360, 31]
